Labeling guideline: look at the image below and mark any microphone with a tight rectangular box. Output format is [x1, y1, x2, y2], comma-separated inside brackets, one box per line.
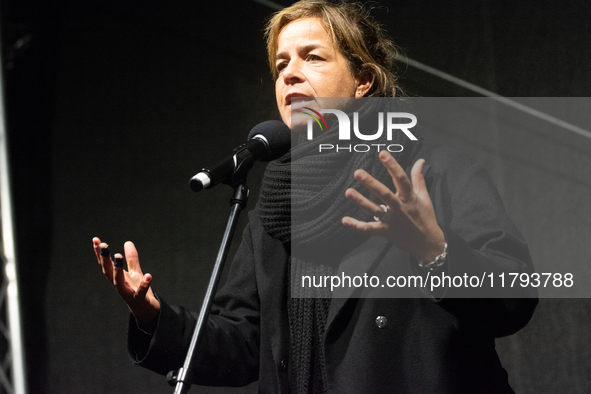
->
[190, 120, 291, 192]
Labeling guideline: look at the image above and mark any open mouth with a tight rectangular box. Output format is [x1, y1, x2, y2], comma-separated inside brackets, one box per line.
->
[286, 93, 314, 106]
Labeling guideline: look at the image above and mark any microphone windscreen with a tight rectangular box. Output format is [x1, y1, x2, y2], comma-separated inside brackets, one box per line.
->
[248, 120, 291, 162]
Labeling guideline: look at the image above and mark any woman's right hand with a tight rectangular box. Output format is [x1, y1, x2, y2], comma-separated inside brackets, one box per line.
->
[93, 237, 161, 333]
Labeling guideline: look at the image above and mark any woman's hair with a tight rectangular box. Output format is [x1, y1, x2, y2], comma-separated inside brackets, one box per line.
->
[265, 0, 402, 97]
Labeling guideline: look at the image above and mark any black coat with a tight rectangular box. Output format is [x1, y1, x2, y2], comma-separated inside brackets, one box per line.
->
[128, 144, 537, 393]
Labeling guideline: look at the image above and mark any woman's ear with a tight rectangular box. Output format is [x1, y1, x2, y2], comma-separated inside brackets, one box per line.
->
[355, 70, 374, 97]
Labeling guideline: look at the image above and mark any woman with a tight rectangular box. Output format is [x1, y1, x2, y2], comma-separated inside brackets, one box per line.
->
[93, 1, 536, 392]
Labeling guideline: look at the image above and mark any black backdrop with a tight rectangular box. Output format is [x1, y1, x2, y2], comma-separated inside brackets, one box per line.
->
[2, 0, 590, 393]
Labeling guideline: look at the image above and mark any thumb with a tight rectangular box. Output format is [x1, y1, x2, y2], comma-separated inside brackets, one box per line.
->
[135, 273, 153, 299]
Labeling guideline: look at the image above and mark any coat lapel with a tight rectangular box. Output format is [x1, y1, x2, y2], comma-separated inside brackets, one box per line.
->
[325, 236, 393, 333]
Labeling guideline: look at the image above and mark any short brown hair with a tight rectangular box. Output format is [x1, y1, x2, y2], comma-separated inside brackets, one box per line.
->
[265, 0, 401, 97]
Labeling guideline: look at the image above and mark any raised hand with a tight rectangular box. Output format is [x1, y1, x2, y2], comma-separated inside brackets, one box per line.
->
[93, 237, 160, 333]
[342, 150, 445, 264]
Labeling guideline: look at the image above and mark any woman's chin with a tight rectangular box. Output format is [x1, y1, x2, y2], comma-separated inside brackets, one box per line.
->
[288, 113, 311, 133]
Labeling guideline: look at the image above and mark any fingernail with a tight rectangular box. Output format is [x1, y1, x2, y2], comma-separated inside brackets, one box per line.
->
[113, 256, 124, 269]
[100, 246, 110, 257]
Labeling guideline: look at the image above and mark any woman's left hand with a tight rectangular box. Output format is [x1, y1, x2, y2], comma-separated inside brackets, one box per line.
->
[342, 150, 445, 264]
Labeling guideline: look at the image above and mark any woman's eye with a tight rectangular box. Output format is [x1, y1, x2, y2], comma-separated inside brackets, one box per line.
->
[276, 62, 287, 72]
[308, 54, 322, 61]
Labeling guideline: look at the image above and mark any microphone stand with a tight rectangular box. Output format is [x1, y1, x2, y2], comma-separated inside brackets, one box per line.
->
[168, 163, 252, 393]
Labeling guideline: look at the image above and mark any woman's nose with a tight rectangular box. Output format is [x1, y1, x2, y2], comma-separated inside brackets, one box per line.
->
[282, 59, 305, 85]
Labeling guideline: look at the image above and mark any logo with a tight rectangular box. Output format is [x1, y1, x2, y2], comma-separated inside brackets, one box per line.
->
[305, 108, 418, 153]
[303, 107, 328, 133]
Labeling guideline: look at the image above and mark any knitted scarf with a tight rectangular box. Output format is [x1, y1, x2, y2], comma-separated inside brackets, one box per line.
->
[258, 99, 422, 393]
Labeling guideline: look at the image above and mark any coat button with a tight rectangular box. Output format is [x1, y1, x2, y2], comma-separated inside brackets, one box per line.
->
[280, 359, 288, 373]
[375, 315, 388, 329]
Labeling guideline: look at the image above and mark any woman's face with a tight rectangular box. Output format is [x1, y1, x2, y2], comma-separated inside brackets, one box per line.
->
[275, 18, 363, 128]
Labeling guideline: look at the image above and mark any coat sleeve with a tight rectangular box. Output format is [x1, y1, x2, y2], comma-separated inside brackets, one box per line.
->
[418, 145, 538, 337]
[127, 220, 261, 387]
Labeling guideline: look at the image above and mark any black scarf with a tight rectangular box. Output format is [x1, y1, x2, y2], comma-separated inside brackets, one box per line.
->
[258, 99, 422, 393]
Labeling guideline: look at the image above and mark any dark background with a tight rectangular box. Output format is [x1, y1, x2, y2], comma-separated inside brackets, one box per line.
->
[2, 0, 590, 392]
